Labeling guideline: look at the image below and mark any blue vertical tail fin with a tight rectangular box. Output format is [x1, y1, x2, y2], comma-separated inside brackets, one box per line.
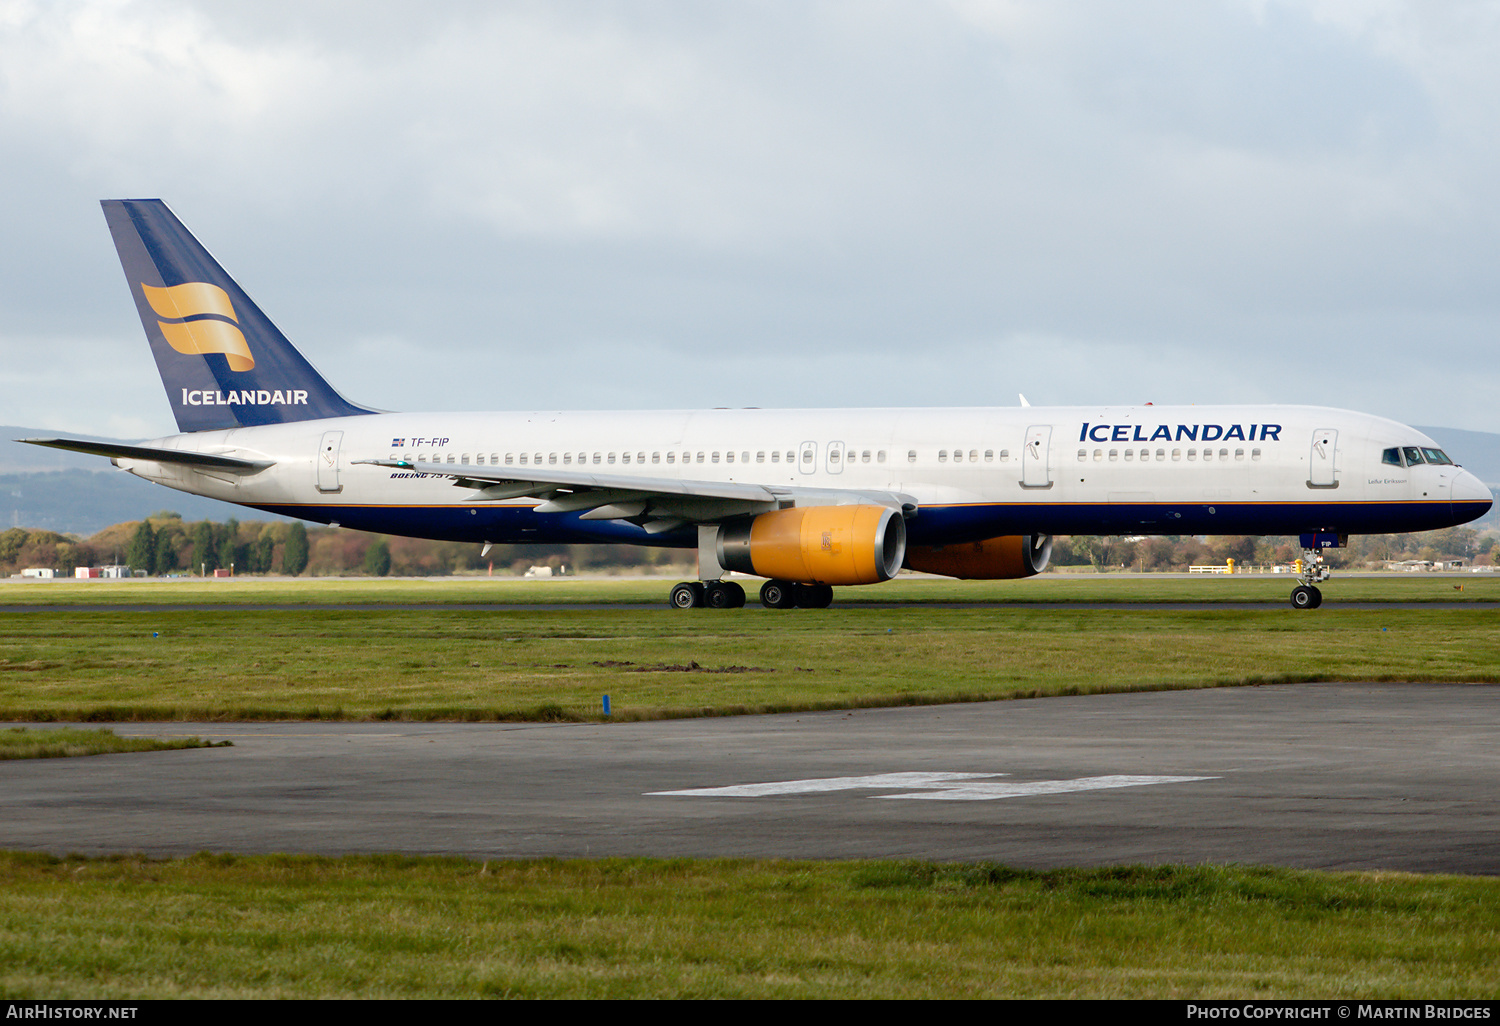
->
[101, 199, 378, 433]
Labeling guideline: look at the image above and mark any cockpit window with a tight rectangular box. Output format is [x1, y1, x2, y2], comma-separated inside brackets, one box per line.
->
[1421, 448, 1453, 466]
[1382, 448, 1402, 467]
[1402, 447, 1425, 466]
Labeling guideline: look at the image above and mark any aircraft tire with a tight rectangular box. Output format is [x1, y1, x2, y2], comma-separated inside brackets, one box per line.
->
[1290, 585, 1317, 610]
[794, 583, 834, 609]
[670, 582, 705, 609]
[760, 580, 797, 609]
[704, 581, 745, 609]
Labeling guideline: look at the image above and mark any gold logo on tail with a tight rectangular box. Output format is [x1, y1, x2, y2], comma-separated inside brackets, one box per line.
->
[141, 282, 254, 372]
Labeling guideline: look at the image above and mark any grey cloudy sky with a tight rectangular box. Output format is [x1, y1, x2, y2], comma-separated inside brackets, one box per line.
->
[2, 0, 1498, 440]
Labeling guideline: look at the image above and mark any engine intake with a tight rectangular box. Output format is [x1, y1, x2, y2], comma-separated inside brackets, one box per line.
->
[903, 534, 1052, 579]
[717, 505, 906, 585]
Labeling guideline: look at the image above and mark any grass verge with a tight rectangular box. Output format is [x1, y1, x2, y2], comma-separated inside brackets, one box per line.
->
[0, 573, 1497, 606]
[0, 726, 229, 759]
[0, 853, 1494, 999]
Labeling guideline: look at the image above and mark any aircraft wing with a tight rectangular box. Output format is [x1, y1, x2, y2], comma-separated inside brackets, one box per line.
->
[356, 457, 915, 532]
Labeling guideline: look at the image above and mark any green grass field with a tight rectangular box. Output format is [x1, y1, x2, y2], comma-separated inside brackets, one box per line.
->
[0, 579, 1495, 720]
[1, 854, 1495, 999]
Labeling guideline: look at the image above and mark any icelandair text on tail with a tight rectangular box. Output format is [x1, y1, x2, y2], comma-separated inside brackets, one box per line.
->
[181, 388, 308, 407]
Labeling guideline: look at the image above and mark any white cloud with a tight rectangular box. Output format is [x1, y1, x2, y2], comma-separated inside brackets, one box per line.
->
[0, 0, 1498, 435]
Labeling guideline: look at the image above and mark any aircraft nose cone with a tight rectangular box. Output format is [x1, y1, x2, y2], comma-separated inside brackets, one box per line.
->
[1453, 469, 1494, 513]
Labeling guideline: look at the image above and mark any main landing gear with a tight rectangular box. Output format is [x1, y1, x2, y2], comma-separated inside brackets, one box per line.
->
[666, 579, 833, 609]
[669, 580, 746, 609]
[1289, 548, 1332, 610]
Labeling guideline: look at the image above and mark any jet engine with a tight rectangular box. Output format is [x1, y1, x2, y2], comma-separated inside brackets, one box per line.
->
[902, 534, 1052, 579]
[717, 505, 906, 585]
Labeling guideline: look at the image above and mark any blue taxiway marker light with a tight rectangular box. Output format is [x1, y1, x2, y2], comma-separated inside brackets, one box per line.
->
[603, 695, 611, 717]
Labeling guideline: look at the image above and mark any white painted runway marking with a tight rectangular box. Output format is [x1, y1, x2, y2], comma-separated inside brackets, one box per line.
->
[649, 772, 1216, 801]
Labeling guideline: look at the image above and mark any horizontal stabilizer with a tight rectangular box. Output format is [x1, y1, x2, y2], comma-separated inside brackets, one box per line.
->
[18, 438, 274, 472]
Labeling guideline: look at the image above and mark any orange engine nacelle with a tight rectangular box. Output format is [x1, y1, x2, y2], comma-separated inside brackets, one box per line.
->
[902, 534, 1053, 580]
[717, 505, 907, 585]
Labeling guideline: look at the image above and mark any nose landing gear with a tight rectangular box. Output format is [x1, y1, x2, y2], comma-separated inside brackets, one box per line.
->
[1289, 545, 1333, 609]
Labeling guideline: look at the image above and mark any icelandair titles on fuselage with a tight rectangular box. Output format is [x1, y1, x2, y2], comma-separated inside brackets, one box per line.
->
[1080, 423, 1283, 443]
[181, 388, 309, 407]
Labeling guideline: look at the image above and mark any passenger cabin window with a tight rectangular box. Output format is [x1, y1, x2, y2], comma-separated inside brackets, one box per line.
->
[1077, 449, 1088, 461]
[938, 450, 948, 462]
[907, 450, 917, 463]
[667, 452, 675, 464]
[1251, 448, 1262, 460]
[878, 451, 887, 463]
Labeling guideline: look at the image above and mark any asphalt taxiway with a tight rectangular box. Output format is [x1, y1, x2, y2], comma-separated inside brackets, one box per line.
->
[4, 682, 1496, 872]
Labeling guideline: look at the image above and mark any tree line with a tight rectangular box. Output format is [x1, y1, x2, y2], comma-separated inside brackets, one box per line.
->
[1, 514, 1491, 578]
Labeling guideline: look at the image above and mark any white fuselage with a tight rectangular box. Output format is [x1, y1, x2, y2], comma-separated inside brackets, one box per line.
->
[113, 403, 1493, 547]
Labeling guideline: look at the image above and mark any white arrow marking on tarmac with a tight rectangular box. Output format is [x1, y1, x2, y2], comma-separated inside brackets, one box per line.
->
[649, 772, 1216, 800]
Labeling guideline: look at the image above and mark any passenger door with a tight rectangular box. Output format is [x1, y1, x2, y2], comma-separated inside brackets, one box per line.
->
[1021, 425, 1053, 489]
[317, 430, 344, 493]
[1308, 429, 1338, 488]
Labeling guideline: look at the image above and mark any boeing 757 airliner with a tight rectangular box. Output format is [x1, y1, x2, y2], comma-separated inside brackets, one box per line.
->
[22, 200, 1494, 609]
